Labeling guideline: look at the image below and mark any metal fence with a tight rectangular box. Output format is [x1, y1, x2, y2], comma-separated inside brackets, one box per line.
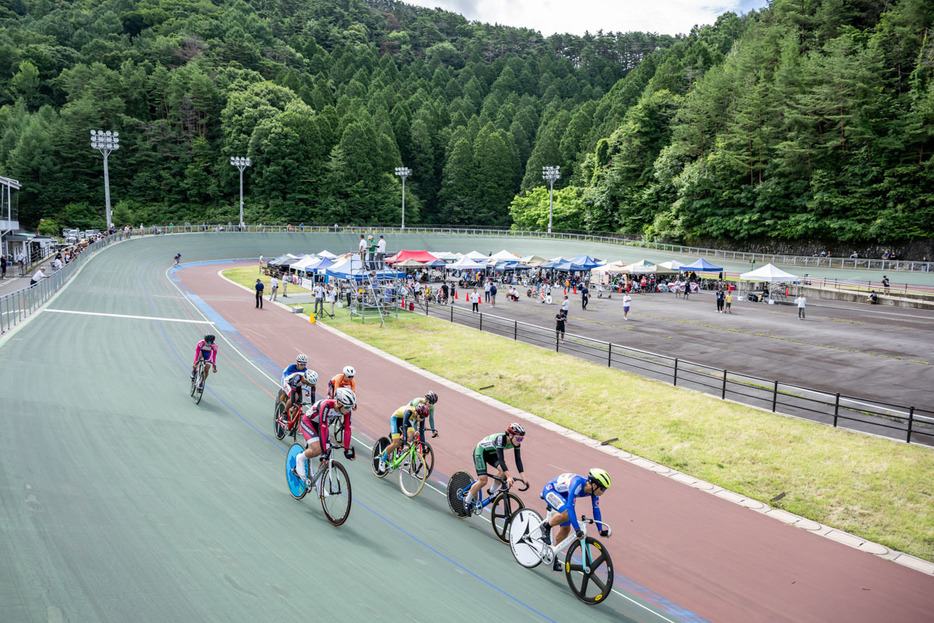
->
[0, 234, 121, 335]
[419, 301, 934, 447]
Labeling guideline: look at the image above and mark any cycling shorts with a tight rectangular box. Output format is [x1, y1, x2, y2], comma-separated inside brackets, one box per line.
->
[542, 483, 572, 527]
[472, 447, 498, 476]
[299, 414, 320, 447]
[390, 416, 414, 440]
[199, 349, 213, 361]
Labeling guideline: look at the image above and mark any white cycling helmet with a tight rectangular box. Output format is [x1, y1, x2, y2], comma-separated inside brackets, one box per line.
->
[296, 354, 308, 364]
[342, 365, 355, 378]
[334, 388, 356, 408]
[304, 369, 318, 384]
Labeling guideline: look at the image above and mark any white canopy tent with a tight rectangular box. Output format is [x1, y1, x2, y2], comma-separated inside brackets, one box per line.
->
[739, 263, 800, 283]
[464, 250, 488, 261]
[449, 256, 487, 270]
[489, 249, 520, 262]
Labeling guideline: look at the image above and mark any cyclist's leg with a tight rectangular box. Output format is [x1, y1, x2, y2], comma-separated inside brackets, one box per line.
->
[464, 449, 490, 505]
[543, 485, 572, 544]
[295, 418, 323, 480]
[381, 418, 404, 465]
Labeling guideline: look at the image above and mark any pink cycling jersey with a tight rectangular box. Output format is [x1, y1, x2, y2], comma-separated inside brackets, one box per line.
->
[193, 340, 218, 367]
[301, 399, 351, 454]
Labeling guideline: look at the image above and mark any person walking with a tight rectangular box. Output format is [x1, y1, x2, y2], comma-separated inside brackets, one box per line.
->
[622, 292, 632, 320]
[580, 284, 589, 309]
[254, 278, 264, 308]
[269, 275, 279, 302]
[795, 293, 807, 319]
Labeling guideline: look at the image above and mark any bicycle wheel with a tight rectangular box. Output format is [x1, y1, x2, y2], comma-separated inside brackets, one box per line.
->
[286, 444, 308, 500]
[274, 402, 287, 440]
[508, 508, 545, 569]
[194, 372, 205, 405]
[446, 471, 473, 518]
[398, 449, 428, 498]
[319, 461, 352, 526]
[370, 436, 391, 478]
[564, 537, 614, 605]
[417, 440, 435, 477]
[491, 492, 525, 543]
[189, 371, 197, 397]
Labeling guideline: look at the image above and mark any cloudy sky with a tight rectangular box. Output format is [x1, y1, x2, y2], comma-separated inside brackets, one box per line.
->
[401, 0, 770, 37]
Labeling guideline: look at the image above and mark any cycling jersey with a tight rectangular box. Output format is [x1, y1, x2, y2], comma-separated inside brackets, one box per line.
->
[193, 340, 217, 367]
[300, 399, 350, 454]
[541, 473, 603, 532]
[282, 372, 315, 405]
[390, 404, 426, 440]
[280, 363, 305, 385]
[408, 396, 436, 431]
[327, 373, 355, 396]
[473, 433, 523, 475]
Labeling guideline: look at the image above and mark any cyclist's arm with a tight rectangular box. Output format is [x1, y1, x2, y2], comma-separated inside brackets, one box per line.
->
[591, 495, 603, 527]
[401, 409, 414, 441]
[208, 344, 218, 366]
[192, 341, 205, 367]
[494, 445, 509, 474]
[341, 412, 352, 450]
[513, 446, 525, 474]
[567, 480, 585, 532]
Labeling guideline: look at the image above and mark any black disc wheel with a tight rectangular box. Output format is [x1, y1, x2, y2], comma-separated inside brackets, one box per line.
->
[564, 537, 614, 605]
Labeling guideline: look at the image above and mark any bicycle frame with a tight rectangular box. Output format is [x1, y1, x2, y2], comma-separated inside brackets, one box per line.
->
[534, 515, 608, 573]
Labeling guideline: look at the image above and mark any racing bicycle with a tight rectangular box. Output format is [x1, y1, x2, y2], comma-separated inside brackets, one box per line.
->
[190, 359, 211, 404]
[285, 444, 354, 526]
[446, 471, 527, 543]
[370, 433, 437, 497]
[508, 509, 614, 605]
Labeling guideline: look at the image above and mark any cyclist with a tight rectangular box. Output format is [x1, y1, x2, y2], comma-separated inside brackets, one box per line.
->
[174, 253, 181, 266]
[327, 366, 356, 400]
[190, 334, 218, 383]
[463, 423, 527, 513]
[283, 368, 318, 421]
[408, 390, 440, 440]
[540, 469, 611, 570]
[277, 354, 308, 405]
[292, 388, 357, 483]
[378, 400, 431, 472]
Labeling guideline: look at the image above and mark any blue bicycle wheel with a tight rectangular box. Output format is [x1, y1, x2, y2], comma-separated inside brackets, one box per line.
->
[286, 444, 308, 500]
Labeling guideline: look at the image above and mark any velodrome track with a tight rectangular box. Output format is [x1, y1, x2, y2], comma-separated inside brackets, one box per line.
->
[1, 234, 932, 622]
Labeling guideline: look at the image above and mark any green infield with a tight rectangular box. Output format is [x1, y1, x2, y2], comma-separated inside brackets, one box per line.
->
[225, 267, 934, 562]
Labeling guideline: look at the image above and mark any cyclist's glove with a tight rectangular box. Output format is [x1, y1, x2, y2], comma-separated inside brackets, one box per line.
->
[343, 448, 355, 460]
[599, 529, 609, 537]
[575, 529, 585, 540]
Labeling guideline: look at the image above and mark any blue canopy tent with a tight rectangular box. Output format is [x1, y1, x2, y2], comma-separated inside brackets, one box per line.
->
[541, 257, 571, 269]
[568, 255, 602, 270]
[300, 256, 335, 275]
[680, 258, 723, 272]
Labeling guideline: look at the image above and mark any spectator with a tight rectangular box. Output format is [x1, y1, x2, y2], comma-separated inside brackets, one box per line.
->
[725, 290, 733, 314]
[555, 309, 567, 340]
[471, 288, 480, 313]
[489, 282, 497, 307]
[716, 288, 725, 313]
[881, 275, 890, 295]
[314, 282, 326, 317]
[254, 278, 264, 309]
[376, 235, 386, 268]
[358, 235, 366, 263]
[795, 293, 807, 319]
[561, 295, 570, 318]
[581, 283, 589, 310]
[1, 254, 7, 279]
[327, 284, 337, 316]
[622, 292, 632, 320]
[367, 235, 377, 269]
[269, 275, 278, 302]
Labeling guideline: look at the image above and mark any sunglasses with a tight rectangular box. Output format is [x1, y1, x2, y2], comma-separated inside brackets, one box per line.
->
[512, 436, 524, 442]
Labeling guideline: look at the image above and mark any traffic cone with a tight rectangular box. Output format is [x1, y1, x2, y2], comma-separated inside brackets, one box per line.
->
[573, 286, 577, 294]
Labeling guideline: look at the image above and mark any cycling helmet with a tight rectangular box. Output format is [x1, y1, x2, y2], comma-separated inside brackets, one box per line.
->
[304, 369, 318, 384]
[296, 354, 308, 364]
[415, 403, 430, 418]
[588, 468, 612, 490]
[425, 390, 438, 404]
[342, 365, 355, 378]
[506, 423, 526, 437]
[334, 388, 356, 408]
[204, 334, 215, 344]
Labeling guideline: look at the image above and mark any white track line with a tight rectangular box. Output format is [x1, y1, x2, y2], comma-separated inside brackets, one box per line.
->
[45, 309, 214, 324]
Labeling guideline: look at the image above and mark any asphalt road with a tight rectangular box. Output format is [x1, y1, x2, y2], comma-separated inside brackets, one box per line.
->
[1, 233, 932, 623]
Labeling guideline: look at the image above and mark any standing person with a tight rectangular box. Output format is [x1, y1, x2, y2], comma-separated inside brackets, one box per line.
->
[622, 292, 632, 320]
[471, 288, 480, 313]
[269, 274, 279, 302]
[367, 235, 377, 269]
[561, 295, 570, 319]
[254, 278, 264, 308]
[881, 275, 890, 295]
[580, 283, 589, 310]
[795, 293, 807, 319]
[313, 282, 325, 317]
[358, 235, 367, 263]
[258, 255, 264, 273]
[0, 254, 6, 279]
[376, 235, 386, 268]
[555, 309, 567, 340]
[489, 281, 497, 306]
[31, 267, 50, 286]
[327, 284, 337, 316]
[716, 288, 725, 313]
[483, 279, 491, 303]
[725, 290, 733, 314]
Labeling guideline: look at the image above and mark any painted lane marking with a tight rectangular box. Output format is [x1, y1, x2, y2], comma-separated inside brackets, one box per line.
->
[44, 308, 215, 324]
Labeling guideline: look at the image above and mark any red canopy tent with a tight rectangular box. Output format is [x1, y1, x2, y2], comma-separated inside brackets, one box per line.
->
[384, 249, 440, 264]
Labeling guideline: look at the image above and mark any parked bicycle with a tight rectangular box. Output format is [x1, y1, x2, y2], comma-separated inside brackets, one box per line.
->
[370, 432, 436, 497]
[508, 509, 614, 605]
[446, 471, 527, 543]
[190, 359, 208, 404]
[285, 444, 353, 526]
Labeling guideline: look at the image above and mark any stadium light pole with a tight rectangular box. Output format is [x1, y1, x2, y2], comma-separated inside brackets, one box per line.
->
[395, 166, 411, 231]
[90, 130, 119, 230]
[230, 156, 251, 230]
[542, 165, 561, 234]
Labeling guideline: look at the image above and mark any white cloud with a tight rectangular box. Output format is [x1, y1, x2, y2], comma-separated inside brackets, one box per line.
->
[402, 0, 769, 37]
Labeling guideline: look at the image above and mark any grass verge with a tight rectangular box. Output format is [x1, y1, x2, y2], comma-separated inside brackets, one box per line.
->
[229, 268, 934, 561]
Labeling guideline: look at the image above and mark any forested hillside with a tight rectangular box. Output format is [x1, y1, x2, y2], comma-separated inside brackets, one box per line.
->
[2, 0, 933, 250]
[0, 0, 672, 231]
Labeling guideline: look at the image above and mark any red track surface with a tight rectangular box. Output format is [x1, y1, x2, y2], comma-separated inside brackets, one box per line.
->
[182, 263, 934, 623]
